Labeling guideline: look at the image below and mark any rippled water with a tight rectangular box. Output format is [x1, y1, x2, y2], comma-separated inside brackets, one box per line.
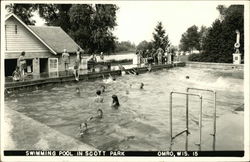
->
[5, 67, 244, 150]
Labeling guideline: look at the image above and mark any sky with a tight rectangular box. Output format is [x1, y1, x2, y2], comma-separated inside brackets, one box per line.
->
[33, 1, 238, 46]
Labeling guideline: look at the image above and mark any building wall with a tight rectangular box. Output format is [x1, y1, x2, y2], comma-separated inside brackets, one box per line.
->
[5, 17, 50, 53]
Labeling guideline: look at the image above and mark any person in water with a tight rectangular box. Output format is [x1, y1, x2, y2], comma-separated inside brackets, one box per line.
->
[111, 95, 120, 109]
[76, 87, 80, 95]
[140, 83, 144, 89]
[95, 90, 104, 103]
[109, 73, 116, 81]
[88, 109, 103, 121]
[100, 85, 105, 93]
[79, 109, 103, 137]
[79, 122, 88, 137]
[186, 76, 190, 79]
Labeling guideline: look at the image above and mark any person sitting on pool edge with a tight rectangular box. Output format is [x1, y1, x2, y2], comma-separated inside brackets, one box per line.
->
[95, 90, 104, 103]
[111, 95, 120, 109]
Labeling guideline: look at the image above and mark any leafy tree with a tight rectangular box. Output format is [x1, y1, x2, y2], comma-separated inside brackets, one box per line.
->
[152, 22, 170, 51]
[198, 25, 209, 51]
[189, 5, 244, 63]
[5, 3, 36, 25]
[36, 4, 72, 33]
[179, 25, 200, 53]
[136, 40, 153, 52]
[37, 4, 118, 53]
[115, 41, 136, 52]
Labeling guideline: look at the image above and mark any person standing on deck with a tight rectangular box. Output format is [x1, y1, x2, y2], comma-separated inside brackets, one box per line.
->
[74, 48, 81, 81]
[157, 47, 163, 65]
[62, 49, 70, 71]
[17, 51, 26, 78]
[100, 52, 104, 61]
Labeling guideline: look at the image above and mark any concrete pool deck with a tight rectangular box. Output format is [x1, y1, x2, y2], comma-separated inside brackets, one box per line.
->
[4, 108, 96, 150]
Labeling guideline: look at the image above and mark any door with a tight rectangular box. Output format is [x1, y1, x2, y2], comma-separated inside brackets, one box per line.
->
[48, 58, 58, 77]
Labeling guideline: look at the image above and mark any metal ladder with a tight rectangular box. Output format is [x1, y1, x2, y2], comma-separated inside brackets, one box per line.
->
[169, 88, 217, 151]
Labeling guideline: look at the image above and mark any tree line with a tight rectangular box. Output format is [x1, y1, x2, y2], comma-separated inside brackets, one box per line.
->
[179, 5, 244, 63]
[6, 4, 134, 54]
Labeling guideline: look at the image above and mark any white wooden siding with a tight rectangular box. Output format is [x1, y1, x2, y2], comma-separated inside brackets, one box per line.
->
[5, 17, 50, 52]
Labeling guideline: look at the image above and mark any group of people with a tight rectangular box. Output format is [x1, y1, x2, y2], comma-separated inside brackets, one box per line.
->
[135, 47, 175, 66]
[78, 73, 145, 137]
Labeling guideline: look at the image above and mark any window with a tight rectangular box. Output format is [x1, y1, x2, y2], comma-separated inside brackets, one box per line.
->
[48, 58, 58, 73]
[15, 25, 17, 34]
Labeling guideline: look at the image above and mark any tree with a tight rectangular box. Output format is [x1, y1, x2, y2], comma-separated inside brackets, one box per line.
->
[198, 25, 209, 51]
[115, 41, 136, 52]
[5, 3, 36, 25]
[36, 4, 119, 53]
[37, 4, 72, 33]
[179, 25, 200, 53]
[137, 40, 153, 52]
[152, 22, 170, 51]
[190, 5, 244, 63]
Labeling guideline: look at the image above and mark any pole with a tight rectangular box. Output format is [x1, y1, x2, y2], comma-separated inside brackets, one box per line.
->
[170, 92, 173, 151]
[186, 89, 189, 151]
[199, 96, 203, 151]
[213, 92, 217, 151]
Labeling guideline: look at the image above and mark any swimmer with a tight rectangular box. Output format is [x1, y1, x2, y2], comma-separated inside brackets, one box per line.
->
[79, 122, 88, 137]
[95, 90, 104, 103]
[100, 85, 105, 93]
[76, 87, 80, 95]
[88, 109, 103, 121]
[80, 109, 103, 137]
[109, 73, 116, 81]
[111, 95, 120, 109]
[140, 83, 144, 89]
[126, 90, 129, 94]
[186, 76, 190, 79]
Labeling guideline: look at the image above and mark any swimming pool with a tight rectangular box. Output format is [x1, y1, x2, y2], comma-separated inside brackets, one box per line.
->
[5, 66, 244, 151]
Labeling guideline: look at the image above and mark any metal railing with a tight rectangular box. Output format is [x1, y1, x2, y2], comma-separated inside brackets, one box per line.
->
[169, 88, 217, 151]
[187, 87, 217, 151]
[170, 91, 203, 151]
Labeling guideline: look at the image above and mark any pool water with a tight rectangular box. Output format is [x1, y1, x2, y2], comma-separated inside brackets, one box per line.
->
[5, 67, 244, 151]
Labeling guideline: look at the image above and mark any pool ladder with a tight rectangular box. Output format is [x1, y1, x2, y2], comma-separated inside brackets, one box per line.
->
[169, 88, 217, 151]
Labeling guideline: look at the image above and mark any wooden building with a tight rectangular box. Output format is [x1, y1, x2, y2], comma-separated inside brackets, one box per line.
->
[4, 13, 83, 76]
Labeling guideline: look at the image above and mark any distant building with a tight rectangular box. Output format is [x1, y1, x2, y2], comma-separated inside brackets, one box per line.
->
[4, 13, 83, 76]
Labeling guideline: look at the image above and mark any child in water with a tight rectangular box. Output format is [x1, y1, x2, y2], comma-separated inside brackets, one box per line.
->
[100, 85, 105, 93]
[111, 95, 120, 109]
[79, 109, 103, 137]
[95, 90, 104, 103]
[76, 87, 80, 95]
[140, 83, 144, 89]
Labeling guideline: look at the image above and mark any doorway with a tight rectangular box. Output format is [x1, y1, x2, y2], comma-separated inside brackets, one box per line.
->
[40, 58, 48, 73]
[5, 59, 17, 76]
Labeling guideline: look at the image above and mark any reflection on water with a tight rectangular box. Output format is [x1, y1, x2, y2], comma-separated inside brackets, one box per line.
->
[5, 67, 244, 150]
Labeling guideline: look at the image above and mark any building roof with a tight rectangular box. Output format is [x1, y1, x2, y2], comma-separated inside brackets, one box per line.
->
[28, 26, 82, 54]
[5, 13, 82, 54]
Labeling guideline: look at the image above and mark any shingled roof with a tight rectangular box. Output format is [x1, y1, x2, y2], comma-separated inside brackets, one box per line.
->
[28, 26, 82, 54]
